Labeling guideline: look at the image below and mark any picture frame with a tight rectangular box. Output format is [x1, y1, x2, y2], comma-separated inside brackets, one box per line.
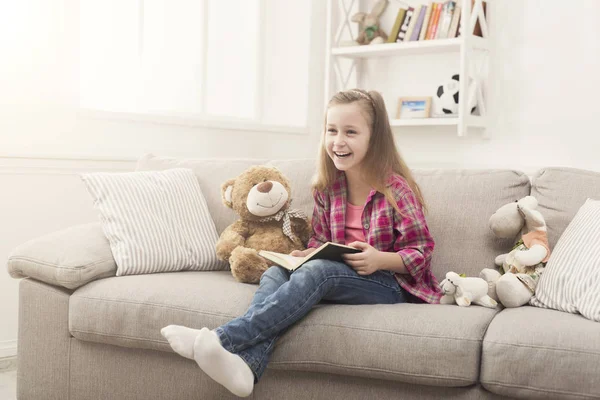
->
[396, 97, 432, 119]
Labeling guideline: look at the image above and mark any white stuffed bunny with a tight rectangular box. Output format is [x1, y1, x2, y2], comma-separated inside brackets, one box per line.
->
[480, 196, 551, 308]
[351, 0, 389, 45]
[440, 272, 498, 308]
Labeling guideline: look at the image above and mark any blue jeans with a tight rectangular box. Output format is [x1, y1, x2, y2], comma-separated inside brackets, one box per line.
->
[214, 259, 406, 383]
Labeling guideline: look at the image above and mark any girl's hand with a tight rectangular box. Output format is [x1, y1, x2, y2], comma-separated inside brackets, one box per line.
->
[290, 248, 316, 257]
[342, 241, 383, 275]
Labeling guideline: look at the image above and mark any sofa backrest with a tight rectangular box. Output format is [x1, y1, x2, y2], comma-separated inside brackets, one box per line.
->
[266, 162, 534, 279]
[531, 167, 600, 250]
[412, 169, 530, 279]
[266, 159, 318, 217]
[136, 154, 269, 235]
[137, 154, 534, 280]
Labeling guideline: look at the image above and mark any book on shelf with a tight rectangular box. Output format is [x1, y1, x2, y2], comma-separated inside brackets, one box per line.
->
[409, 5, 426, 41]
[405, 5, 422, 42]
[434, 2, 448, 39]
[436, 1, 456, 39]
[388, 8, 407, 43]
[447, 4, 461, 38]
[397, 6, 414, 42]
[379, 0, 482, 45]
[428, 3, 443, 40]
[418, 3, 434, 41]
[424, 3, 439, 40]
[258, 242, 361, 272]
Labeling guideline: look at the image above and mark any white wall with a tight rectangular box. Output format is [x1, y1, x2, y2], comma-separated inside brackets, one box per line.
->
[1, 0, 600, 357]
[0, 0, 326, 357]
[369, 0, 600, 173]
[0, 0, 325, 160]
[0, 158, 135, 358]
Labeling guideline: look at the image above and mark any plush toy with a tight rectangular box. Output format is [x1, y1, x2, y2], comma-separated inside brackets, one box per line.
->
[439, 272, 498, 308]
[216, 166, 312, 284]
[351, 0, 389, 45]
[480, 196, 552, 308]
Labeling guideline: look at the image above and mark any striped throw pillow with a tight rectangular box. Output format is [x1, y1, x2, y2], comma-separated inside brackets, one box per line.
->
[81, 168, 227, 276]
[530, 198, 600, 322]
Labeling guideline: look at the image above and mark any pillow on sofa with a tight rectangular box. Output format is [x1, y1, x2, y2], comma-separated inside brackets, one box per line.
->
[530, 198, 600, 322]
[7, 222, 117, 289]
[80, 168, 227, 276]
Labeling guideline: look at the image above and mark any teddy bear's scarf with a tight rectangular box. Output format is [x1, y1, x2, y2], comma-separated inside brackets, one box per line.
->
[258, 208, 307, 245]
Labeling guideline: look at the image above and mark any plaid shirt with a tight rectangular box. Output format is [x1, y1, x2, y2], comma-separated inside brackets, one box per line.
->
[308, 172, 441, 304]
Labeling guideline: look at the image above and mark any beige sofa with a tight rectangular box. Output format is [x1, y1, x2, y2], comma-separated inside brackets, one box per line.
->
[8, 155, 600, 400]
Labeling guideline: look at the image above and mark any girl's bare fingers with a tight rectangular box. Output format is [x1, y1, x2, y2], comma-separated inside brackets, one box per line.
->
[350, 260, 367, 268]
[342, 253, 364, 261]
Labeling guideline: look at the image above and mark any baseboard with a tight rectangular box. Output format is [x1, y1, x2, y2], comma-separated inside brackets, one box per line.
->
[0, 355, 17, 371]
[0, 340, 17, 371]
[0, 341, 17, 359]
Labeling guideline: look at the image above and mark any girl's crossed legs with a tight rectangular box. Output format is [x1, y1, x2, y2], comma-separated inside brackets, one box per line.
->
[161, 259, 406, 397]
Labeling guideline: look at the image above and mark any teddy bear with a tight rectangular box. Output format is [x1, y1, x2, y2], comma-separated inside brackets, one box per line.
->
[480, 196, 552, 308]
[351, 0, 389, 45]
[216, 165, 312, 284]
[439, 272, 498, 308]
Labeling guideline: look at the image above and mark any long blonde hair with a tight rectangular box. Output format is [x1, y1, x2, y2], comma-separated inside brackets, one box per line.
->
[313, 88, 427, 213]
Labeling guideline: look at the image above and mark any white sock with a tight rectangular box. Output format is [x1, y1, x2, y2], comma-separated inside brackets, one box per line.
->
[193, 327, 254, 398]
[160, 325, 202, 360]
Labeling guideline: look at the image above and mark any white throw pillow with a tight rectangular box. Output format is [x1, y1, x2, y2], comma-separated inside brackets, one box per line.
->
[80, 168, 227, 276]
[530, 198, 600, 322]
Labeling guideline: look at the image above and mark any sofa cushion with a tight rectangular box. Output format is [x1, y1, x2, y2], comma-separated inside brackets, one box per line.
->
[412, 169, 531, 280]
[135, 154, 269, 235]
[81, 168, 227, 276]
[69, 271, 499, 387]
[481, 306, 600, 399]
[7, 223, 117, 289]
[530, 199, 600, 322]
[531, 167, 600, 249]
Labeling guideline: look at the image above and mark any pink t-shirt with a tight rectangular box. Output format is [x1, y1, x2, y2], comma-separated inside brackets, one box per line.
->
[345, 202, 366, 245]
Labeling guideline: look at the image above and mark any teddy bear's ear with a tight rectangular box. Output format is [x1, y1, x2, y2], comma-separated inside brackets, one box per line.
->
[221, 178, 236, 208]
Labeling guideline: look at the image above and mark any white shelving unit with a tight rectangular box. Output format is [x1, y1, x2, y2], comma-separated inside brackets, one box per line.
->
[324, 0, 490, 137]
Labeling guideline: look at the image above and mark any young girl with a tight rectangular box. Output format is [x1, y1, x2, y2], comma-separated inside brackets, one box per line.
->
[161, 89, 441, 397]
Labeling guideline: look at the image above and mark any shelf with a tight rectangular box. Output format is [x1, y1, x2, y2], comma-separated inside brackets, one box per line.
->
[391, 118, 458, 127]
[325, 0, 490, 137]
[331, 37, 488, 59]
[390, 116, 486, 127]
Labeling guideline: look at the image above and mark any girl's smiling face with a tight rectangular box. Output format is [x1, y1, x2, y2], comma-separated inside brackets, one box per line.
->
[325, 103, 372, 174]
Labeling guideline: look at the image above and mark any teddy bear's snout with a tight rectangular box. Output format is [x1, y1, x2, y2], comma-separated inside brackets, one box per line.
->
[257, 181, 273, 193]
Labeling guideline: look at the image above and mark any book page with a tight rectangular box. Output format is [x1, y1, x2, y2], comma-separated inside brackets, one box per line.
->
[272, 253, 303, 266]
[259, 251, 304, 269]
[261, 243, 360, 271]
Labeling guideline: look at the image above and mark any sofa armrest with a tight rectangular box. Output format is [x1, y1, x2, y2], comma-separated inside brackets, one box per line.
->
[7, 222, 117, 289]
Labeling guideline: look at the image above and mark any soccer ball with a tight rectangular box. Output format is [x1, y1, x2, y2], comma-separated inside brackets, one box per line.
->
[433, 74, 477, 116]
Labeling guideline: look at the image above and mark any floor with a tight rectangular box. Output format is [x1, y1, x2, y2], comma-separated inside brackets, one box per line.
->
[0, 369, 17, 400]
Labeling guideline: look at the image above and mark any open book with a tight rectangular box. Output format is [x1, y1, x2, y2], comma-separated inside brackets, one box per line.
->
[259, 242, 361, 272]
